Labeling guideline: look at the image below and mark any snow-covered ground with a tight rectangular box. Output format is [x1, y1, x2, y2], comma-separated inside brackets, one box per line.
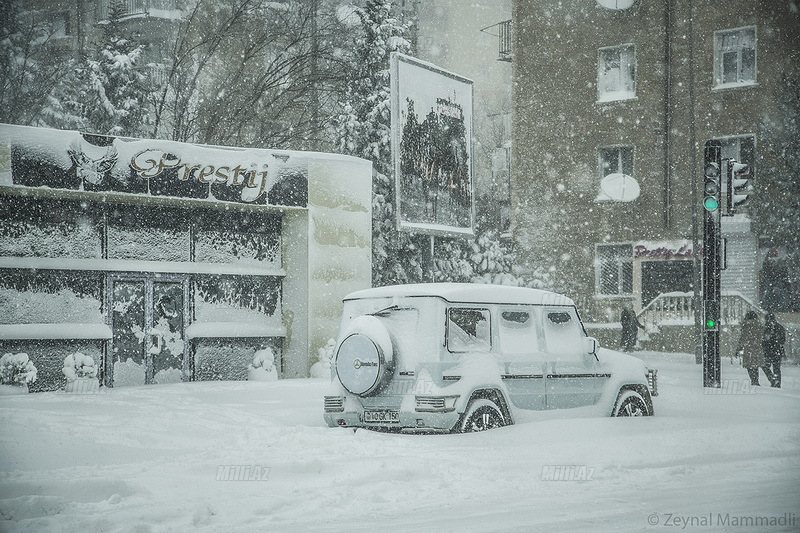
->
[1, 351, 799, 533]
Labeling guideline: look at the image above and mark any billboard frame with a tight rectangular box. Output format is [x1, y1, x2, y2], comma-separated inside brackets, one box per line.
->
[390, 52, 475, 237]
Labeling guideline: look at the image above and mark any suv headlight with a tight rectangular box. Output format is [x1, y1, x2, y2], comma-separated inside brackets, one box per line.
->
[415, 395, 459, 412]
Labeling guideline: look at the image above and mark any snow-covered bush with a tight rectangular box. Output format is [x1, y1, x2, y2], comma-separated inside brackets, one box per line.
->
[310, 339, 336, 379]
[0, 353, 38, 386]
[248, 348, 278, 381]
[62, 352, 98, 382]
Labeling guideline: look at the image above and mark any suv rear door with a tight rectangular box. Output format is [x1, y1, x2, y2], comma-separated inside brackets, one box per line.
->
[497, 307, 546, 410]
[541, 307, 609, 409]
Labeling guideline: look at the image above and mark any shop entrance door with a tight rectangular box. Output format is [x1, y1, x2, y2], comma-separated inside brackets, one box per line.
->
[108, 274, 190, 386]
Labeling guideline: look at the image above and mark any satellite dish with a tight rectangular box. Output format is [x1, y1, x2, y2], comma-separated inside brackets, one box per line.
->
[599, 173, 640, 202]
[596, 0, 635, 10]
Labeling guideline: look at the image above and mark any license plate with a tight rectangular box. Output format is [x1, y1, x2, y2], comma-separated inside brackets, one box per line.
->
[364, 410, 400, 423]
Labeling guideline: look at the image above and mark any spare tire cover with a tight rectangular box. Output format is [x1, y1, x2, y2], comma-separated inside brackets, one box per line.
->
[335, 315, 394, 396]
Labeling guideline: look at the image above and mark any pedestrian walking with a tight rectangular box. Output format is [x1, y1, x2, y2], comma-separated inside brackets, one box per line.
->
[736, 311, 766, 386]
[762, 313, 786, 388]
[620, 307, 644, 352]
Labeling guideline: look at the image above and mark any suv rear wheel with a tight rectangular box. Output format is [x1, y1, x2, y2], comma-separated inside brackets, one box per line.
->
[459, 399, 506, 432]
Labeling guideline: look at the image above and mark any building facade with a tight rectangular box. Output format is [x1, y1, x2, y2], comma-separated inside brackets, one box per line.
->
[511, 0, 799, 349]
[0, 124, 372, 390]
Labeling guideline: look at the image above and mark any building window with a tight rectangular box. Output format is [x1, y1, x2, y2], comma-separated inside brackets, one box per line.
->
[598, 145, 634, 179]
[597, 244, 633, 296]
[598, 44, 636, 102]
[714, 27, 756, 88]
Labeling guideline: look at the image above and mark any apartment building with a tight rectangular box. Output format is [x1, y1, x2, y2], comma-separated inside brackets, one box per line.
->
[511, 0, 799, 349]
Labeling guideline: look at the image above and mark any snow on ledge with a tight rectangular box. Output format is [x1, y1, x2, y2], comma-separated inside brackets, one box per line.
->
[186, 322, 286, 339]
[0, 323, 112, 340]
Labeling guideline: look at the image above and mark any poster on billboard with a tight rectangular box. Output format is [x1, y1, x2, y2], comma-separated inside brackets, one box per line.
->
[391, 53, 474, 236]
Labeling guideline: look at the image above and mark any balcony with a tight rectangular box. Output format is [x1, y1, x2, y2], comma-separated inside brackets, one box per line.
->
[498, 19, 512, 62]
[97, 0, 181, 22]
[481, 19, 512, 62]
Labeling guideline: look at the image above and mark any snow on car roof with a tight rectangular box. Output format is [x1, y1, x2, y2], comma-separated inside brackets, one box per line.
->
[343, 283, 575, 307]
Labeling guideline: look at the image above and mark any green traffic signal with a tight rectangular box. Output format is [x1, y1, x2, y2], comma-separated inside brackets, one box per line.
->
[706, 319, 716, 328]
[703, 196, 719, 211]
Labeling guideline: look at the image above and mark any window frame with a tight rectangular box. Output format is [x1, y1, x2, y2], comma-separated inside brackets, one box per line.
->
[713, 26, 757, 89]
[595, 243, 634, 297]
[598, 145, 635, 180]
[446, 306, 492, 353]
[597, 43, 637, 102]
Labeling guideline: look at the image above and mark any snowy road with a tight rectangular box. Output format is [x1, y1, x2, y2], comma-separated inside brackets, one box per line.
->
[1, 351, 799, 532]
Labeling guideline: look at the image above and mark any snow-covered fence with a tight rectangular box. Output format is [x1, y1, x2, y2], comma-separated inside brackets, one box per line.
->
[638, 291, 761, 327]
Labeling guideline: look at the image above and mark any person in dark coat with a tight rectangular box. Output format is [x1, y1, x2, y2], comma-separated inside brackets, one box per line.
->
[737, 311, 766, 386]
[762, 313, 786, 388]
[620, 307, 644, 352]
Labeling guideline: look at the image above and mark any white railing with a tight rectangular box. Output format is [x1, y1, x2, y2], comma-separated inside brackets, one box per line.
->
[637, 291, 762, 327]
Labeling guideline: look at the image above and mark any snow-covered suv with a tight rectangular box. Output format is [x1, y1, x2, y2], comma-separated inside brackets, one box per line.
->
[323, 283, 654, 433]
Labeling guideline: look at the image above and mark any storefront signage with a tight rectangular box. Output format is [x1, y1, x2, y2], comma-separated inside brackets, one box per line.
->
[130, 150, 271, 201]
[634, 242, 693, 260]
[0, 126, 307, 207]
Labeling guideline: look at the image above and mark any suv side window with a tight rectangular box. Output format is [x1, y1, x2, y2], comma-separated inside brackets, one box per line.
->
[542, 307, 584, 359]
[447, 307, 491, 352]
[498, 309, 541, 360]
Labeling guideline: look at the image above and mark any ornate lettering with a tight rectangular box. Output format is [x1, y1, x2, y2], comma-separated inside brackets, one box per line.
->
[129, 150, 271, 202]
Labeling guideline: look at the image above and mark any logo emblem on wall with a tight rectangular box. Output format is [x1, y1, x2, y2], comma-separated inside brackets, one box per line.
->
[68, 142, 119, 186]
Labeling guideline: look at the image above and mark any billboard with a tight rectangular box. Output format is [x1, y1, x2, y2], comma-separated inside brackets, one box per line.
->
[391, 53, 474, 235]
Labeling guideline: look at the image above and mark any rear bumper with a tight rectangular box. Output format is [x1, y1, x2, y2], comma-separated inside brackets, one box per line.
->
[323, 408, 459, 433]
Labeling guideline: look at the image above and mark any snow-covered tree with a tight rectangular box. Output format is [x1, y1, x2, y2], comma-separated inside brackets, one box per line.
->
[334, 1, 425, 286]
[148, 0, 346, 149]
[43, 2, 149, 137]
[85, 2, 149, 136]
[0, 3, 67, 125]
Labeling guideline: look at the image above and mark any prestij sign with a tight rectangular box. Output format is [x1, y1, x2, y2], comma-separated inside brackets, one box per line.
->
[130, 149, 272, 201]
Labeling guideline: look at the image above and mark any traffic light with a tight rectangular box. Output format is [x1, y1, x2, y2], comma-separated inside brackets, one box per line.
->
[704, 300, 720, 331]
[703, 140, 722, 212]
[727, 160, 751, 215]
[703, 160, 721, 212]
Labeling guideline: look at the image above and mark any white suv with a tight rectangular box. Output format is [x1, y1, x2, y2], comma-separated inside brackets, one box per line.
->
[323, 283, 654, 433]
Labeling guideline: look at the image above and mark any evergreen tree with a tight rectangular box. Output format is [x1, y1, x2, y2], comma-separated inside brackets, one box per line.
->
[45, 2, 149, 137]
[334, 1, 422, 286]
[85, 2, 149, 136]
[0, 2, 68, 125]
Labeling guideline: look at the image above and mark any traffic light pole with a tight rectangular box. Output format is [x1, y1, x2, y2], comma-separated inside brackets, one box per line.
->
[702, 140, 722, 388]
[702, 203, 721, 387]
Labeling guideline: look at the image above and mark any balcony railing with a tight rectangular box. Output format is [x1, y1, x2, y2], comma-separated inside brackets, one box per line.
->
[97, 0, 181, 21]
[481, 20, 512, 62]
[498, 19, 512, 62]
[637, 291, 762, 328]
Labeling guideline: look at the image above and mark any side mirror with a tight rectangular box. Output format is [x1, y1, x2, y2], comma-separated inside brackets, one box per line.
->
[583, 336, 598, 356]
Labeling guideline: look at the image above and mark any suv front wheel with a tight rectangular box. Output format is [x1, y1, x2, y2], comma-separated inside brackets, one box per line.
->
[613, 390, 649, 417]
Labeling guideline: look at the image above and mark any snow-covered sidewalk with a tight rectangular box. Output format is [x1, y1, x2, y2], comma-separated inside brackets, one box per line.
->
[1, 351, 799, 532]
